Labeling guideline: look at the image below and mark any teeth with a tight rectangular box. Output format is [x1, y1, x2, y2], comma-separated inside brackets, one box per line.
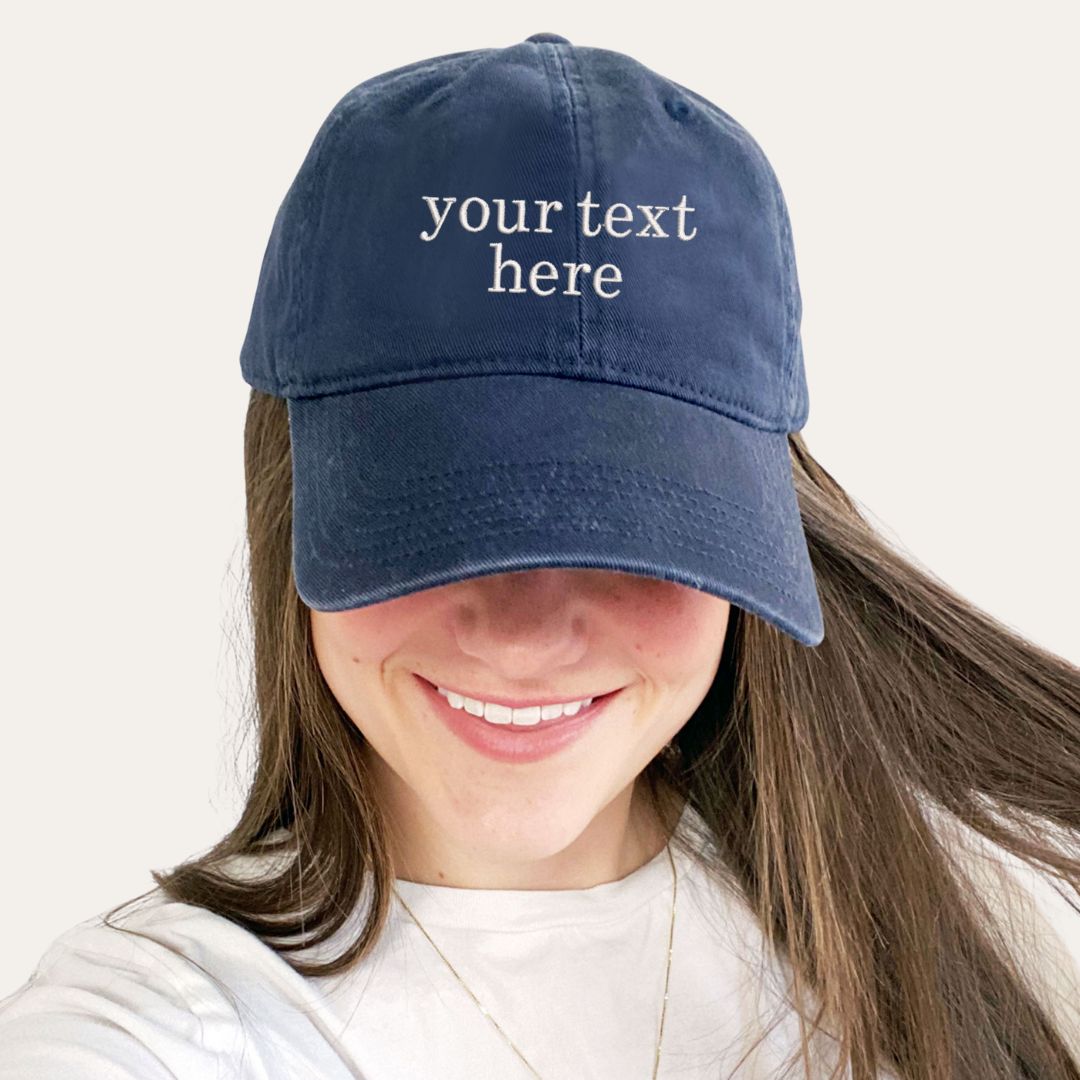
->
[437, 687, 595, 726]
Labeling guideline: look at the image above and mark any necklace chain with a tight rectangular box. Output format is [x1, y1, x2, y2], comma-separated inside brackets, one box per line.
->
[393, 842, 679, 1079]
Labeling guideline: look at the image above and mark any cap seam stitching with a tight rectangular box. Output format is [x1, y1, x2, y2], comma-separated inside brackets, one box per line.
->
[307, 518, 809, 602]
[549, 43, 585, 369]
[312, 492, 805, 585]
[282, 367, 791, 430]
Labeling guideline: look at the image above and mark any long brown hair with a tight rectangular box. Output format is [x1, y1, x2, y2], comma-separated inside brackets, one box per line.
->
[107, 388, 1080, 1079]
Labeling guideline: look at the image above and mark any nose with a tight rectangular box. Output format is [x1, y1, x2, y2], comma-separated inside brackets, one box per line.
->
[451, 569, 589, 679]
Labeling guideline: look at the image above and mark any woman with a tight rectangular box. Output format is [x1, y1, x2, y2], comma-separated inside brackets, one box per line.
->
[2, 31, 1079, 1080]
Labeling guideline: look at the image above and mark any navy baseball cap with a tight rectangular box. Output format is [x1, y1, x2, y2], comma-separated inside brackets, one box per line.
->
[239, 31, 825, 647]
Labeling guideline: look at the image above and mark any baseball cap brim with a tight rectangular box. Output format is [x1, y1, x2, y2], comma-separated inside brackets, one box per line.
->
[286, 373, 824, 647]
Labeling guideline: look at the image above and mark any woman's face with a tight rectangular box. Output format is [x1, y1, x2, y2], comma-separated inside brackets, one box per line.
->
[310, 568, 730, 885]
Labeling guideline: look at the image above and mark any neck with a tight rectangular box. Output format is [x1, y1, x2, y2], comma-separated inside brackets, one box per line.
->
[384, 773, 681, 891]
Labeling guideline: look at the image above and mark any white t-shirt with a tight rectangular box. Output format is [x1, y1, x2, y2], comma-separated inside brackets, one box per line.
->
[1, 804, 1077, 1079]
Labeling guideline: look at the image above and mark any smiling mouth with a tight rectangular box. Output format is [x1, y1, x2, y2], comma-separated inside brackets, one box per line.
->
[416, 675, 623, 712]
[448, 689, 620, 727]
[416, 674, 624, 762]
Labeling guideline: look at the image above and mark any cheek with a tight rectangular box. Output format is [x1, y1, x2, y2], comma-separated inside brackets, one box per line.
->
[322, 592, 434, 665]
[624, 588, 728, 672]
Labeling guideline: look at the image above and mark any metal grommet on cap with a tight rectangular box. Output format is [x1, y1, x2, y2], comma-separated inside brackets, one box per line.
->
[664, 97, 691, 121]
[525, 32, 570, 44]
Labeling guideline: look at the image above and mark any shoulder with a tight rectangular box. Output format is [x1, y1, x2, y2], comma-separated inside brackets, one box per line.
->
[0, 891, 268, 1079]
[0, 886, 368, 1080]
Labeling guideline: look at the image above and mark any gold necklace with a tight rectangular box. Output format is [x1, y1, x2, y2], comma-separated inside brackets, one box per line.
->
[392, 842, 679, 1079]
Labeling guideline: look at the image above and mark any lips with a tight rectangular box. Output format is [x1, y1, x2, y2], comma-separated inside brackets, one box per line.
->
[415, 673, 624, 764]
[417, 676, 616, 711]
